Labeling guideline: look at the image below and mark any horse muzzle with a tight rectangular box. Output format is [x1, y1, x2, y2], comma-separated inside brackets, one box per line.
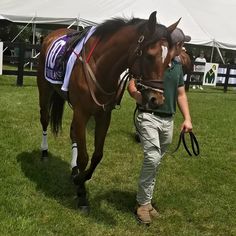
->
[143, 90, 165, 109]
[136, 79, 165, 109]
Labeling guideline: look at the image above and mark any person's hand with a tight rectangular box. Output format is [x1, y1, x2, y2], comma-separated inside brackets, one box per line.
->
[181, 119, 193, 133]
[133, 91, 142, 105]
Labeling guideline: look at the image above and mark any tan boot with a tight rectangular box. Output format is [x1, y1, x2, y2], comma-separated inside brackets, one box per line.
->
[136, 204, 152, 225]
[148, 204, 160, 218]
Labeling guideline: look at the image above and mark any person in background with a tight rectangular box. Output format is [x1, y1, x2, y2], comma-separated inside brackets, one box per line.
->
[193, 50, 206, 90]
[128, 28, 193, 225]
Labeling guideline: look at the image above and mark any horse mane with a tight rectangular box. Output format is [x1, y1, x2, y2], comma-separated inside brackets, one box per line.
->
[93, 17, 144, 38]
[93, 17, 172, 46]
[179, 50, 193, 74]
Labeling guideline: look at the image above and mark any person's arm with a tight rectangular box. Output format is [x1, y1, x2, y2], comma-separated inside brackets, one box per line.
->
[177, 86, 193, 132]
[127, 79, 142, 104]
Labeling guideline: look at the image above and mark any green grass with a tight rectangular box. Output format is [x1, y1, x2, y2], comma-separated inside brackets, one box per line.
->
[0, 75, 235, 236]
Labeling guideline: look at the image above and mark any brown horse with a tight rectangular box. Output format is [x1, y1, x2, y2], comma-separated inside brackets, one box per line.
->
[37, 11, 179, 211]
[179, 48, 193, 75]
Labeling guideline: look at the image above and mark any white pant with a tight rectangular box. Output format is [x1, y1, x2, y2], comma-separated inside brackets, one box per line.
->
[136, 112, 173, 205]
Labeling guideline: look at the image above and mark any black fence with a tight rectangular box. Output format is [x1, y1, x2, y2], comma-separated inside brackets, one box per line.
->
[2, 41, 40, 86]
[1, 42, 236, 92]
[185, 62, 236, 92]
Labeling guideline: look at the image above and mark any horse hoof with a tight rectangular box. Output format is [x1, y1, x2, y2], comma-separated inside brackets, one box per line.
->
[41, 150, 48, 158]
[41, 150, 48, 161]
[77, 205, 90, 214]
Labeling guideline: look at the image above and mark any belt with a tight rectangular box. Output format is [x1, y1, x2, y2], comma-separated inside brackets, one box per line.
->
[138, 109, 172, 117]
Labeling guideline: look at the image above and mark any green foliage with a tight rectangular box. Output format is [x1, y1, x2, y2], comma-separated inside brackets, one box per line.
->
[0, 22, 31, 42]
[0, 75, 235, 235]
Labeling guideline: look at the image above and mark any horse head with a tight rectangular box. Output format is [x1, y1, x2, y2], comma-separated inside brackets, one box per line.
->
[128, 11, 180, 109]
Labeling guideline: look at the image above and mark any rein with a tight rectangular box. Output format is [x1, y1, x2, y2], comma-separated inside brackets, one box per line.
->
[79, 31, 159, 111]
[80, 45, 130, 111]
[172, 130, 200, 156]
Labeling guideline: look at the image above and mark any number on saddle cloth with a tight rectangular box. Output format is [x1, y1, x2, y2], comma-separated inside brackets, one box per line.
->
[45, 27, 94, 86]
[45, 35, 72, 83]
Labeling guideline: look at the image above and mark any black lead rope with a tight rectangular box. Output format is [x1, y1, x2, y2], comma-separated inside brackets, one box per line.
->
[172, 130, 200, 156]
[133, 106, 200, 157]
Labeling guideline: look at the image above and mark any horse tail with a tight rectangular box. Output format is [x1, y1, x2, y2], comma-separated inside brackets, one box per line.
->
[49, 92, 65, 136]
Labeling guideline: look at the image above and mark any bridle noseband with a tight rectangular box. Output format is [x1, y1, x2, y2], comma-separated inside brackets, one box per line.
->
[136, 79, 164, 94]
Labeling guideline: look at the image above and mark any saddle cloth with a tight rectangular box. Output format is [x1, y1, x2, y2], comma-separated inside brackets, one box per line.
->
[44, 26, 96, 91]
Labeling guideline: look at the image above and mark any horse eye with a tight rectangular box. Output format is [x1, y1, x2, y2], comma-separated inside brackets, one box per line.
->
[146, 54, 155, 61]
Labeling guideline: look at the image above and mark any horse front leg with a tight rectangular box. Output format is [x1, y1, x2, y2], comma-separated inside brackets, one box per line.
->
[70, 108, 90, 211]
[84, 111, 112, 181]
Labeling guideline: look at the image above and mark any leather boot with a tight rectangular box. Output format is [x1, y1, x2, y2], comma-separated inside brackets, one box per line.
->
[148, 204, 160, 218]
[136, 204, 152, 225]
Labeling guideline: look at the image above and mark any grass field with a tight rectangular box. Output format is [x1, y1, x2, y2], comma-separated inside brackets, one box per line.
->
[0, 75, 235, 236]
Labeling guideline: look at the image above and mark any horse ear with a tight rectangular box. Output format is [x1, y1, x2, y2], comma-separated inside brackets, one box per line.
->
[167, 18, 181, 33]
[147, 11, 157, 34]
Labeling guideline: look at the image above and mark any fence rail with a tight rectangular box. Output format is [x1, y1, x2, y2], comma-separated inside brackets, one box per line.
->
[2, 41, 40, 86]
[1, 41, 236, 92]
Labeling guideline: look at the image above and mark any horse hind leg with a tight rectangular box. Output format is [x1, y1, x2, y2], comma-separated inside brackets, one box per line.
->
[37, 72, 53, 159]
[39, 90, 53, 159]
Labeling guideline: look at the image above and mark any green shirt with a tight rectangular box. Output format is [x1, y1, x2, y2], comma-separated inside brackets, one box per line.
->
[154, 60, 184, 114]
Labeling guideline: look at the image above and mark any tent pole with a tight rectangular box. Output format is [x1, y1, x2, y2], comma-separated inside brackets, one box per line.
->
[216, 46, 225, 64]
[76, 16, 80, 30]
[67, 20, 77, 29]
[30, 22, 36, 70]
[210, 43, 214, 62]
[3, 16, 35, 53]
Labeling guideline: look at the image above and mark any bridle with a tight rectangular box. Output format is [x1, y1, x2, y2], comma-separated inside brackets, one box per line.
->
[80, 27, 167, 110]
[136, 79, 164, 94]
[129, 34, 169, 94]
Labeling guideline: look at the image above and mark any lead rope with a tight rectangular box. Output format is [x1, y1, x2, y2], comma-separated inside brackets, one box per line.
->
[133, 106, 200, 156]
[172, 130, 200, 156]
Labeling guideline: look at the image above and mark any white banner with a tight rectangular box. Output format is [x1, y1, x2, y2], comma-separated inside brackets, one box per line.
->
[0, 42, 3, 75]
[203, 62, 219, 86]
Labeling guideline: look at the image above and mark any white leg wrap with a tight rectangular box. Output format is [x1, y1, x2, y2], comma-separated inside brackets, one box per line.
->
[71, 143, 78, 169]
[41, 130, 48, 151]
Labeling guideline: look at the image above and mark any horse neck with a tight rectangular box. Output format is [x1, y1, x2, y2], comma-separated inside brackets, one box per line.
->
[89, 27, 139, 89]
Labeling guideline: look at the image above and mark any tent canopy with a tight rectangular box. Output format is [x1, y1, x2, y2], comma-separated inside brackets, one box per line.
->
[1, 0, 236, 50]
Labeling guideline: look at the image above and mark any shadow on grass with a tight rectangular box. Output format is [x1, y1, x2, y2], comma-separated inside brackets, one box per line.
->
[16, 150, 136, 226]
[16, 150, 76, 209]
[89, 189, 136, 225]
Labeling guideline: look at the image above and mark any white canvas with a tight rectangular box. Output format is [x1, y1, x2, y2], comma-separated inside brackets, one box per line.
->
[1, 0, 236, 50]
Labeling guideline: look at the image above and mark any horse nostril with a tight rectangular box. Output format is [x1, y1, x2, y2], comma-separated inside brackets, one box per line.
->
[148, 97, 158, 109]
[150, 97, 156, 103]
[149, 97, 158, 106]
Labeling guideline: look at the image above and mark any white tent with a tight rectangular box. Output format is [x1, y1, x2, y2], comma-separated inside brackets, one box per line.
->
[1, 0, 236, 50]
